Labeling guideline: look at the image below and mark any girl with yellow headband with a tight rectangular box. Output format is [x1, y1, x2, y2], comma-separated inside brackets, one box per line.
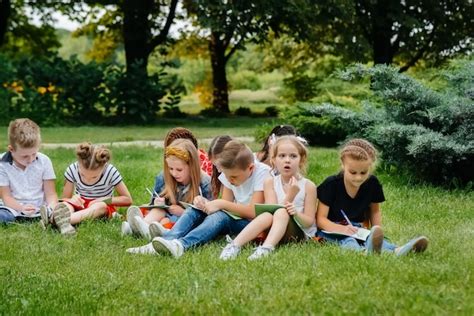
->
[126, 138, 212, 243]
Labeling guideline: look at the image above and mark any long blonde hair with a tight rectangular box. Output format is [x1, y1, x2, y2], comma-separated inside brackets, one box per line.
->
[161, 138, 202, 204]
[271, 135, 308, 175]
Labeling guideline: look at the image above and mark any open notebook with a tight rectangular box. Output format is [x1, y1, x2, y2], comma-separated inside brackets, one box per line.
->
[321, 227, 371, 241]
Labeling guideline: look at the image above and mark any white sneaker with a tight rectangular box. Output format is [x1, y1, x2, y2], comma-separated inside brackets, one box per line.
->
[152, 237, 184, 258]
[149, 221, 169, 238]
[39, 205, 51, 230]
[129, 215, 151, 240]
[126, 242, 157, 255]
[121, 221, 133, 236]
[126, 206, 143, 221]
[52, 203, 76, 236]
[219, 242, 241, 260]
[248, 245, 274, 260]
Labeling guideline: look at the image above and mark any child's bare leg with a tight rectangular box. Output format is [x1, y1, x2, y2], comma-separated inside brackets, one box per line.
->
[144, 208, 166, 224]
[233, 213, 273, 247]
[70, 202, 107, 225]
[262, 208, 290, 247]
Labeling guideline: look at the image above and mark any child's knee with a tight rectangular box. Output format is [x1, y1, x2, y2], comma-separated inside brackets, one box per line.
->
[273, 208, 290, 221]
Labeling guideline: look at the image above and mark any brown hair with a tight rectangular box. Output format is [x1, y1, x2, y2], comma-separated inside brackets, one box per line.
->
[207, 135, 233, 198]
[340, 138, 377, 164]
[164, 127, 198, 148]
[76, 142, 111, 170]
[217, 140, 254, 170]
[162, 138, 202, 205]
[271, 135, 308, 175]
[8, 118, 41, 149]
[259, 125, 297, 163]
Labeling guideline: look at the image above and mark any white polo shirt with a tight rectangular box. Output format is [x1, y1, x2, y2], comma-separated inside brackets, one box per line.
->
[218, 160, 271, 204]
[0, 151, 56, 209]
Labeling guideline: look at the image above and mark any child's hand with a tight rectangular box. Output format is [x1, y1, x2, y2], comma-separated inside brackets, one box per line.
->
[21, 204, 38, 213]
[154, 196, 165, 205]
[70, 195, 84, 207]
[193, 196, 208, 210]
[168, 205, 184, 216]
[340, 225, 359, 235]
[284, 202, 296, 215]
[203, 200, 222, 214]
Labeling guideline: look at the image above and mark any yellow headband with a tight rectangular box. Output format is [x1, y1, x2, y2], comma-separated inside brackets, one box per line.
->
[165, 146, 190, 162]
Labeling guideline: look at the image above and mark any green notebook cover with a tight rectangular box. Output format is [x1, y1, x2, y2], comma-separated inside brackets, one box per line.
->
[254, 203, 285, 216]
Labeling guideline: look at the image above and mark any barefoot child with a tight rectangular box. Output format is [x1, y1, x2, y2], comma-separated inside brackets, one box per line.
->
[126, 138, 211, 240]
[48, 142, 132, 235]
[220, 135, 317, 260]
[316, 138, 428, 256]
[127, 140, 271, 257]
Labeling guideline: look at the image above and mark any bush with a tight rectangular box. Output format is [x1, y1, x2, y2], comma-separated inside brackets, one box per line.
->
[234, 106, 252, 116]
[263, 105, 279, 117]
[229, 70, 262, 91]
[344, 62, 473, 186]
[281, 103, 381, 147]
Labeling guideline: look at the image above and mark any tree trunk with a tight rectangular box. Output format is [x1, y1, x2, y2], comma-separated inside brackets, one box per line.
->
[371, 0, 394, 65]
[122, 0, 153, 76]
[0, 0, 11, 47]
[209, 31, 230, 113]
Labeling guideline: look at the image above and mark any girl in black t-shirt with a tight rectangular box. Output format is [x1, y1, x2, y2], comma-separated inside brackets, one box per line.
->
[316, 139, 428, 256]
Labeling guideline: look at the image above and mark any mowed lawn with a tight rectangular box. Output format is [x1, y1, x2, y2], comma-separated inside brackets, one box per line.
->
[0, 126, 473, 315]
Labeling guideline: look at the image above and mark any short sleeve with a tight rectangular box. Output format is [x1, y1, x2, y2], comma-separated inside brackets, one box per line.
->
[252, 164, 271, 192]
[108, 165, 123, 187]
[218, 172, 232, 190]
[64, 164, 76, 183]
[317, 177, 336, 207]
[0, 164, 9, 187]
[41, 154, 56, 180]
[370, 176, 385, 203]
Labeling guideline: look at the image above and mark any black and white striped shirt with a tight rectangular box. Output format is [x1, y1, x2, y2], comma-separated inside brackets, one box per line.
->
[64, 162, 123, 199]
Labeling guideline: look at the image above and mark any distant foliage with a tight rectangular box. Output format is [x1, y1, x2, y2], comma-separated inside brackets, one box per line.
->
[0, 54, 183, 125]
[229, 70, 262, 91]
[234, 106, 252, 116]
[287, 62, 473, 186]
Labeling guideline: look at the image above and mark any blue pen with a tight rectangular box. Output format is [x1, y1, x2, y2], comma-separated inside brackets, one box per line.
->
[340, 209, 353, 227]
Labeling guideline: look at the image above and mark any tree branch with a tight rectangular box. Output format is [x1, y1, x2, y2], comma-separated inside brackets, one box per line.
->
[148, 0, 178, 53]
[399, 25, 437, 72]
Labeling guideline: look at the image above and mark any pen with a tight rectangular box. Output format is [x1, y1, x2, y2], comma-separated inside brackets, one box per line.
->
[146, 187, 154, 197]
[340, 209, 353, 227]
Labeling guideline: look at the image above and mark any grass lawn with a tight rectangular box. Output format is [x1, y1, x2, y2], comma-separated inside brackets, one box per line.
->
[0, 131, 473, 315]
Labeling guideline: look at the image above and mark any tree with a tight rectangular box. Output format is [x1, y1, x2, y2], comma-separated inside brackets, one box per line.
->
[183, 0, 320, 113]
[70, 0, 178, 76]
[322, 0, 473, 71]
[0, 0, 61, 55]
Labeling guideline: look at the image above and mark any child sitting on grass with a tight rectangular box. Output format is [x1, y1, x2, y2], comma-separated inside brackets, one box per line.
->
[125, 138, 211, 241]
[220, 135, 317, 260]
[43, 142, 132, 235]
[127, 140, 271, 257]
[316, 138, 428, 256]
[0, 118, 58, 224]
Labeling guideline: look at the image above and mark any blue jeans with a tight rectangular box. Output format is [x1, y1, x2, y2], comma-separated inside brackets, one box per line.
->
[317, 222, 397, 253]
[0, 208, 16, 224]
[164, 208, 250, 250]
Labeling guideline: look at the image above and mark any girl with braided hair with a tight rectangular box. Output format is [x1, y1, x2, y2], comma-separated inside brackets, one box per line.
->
[316, 138, 429, 256]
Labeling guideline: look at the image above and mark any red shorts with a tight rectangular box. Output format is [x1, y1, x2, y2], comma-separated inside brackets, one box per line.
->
[62, 197, 117, 218]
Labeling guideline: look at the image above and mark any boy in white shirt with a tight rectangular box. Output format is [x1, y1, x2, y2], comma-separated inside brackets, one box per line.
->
[0, 118, 57, 224]
[127, 140, 271, 258]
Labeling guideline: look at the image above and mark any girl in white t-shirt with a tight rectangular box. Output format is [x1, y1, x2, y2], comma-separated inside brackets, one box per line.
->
[220, 135, 317, 260]
[50, 142, 132, 235]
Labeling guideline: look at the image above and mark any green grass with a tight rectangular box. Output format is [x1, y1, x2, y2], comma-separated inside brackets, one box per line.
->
[1, 139, 473, 314]
[0, 117, 276, 148]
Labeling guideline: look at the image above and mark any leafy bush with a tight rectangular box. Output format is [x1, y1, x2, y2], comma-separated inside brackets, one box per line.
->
[229, 70, 262, 91]
[263, 105, 279, 117]
[344, 62, 473, 186]
[285, 61, 473, 186]
[281, 103, 381, 147]
[0, 54, 182, 125]
[234, 106, 252, 116]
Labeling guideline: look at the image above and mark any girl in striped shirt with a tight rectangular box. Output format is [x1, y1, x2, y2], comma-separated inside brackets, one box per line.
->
[51, 142, 132, 235]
